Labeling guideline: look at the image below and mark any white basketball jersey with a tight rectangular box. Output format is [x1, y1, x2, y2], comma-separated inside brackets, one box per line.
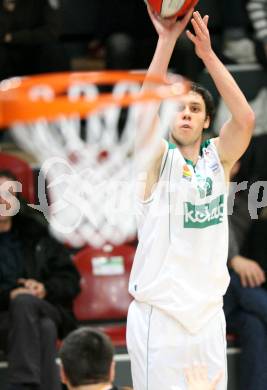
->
[129, 139, 230, 334]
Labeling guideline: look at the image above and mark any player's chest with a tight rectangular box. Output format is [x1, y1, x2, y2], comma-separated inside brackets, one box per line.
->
[173, 156, 221, 200]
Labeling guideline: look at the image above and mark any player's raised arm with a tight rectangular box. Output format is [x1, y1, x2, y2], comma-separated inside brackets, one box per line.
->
[186, 11, 255, 173]
[138, 5, 194, 201]
[145, 5, 193, 84]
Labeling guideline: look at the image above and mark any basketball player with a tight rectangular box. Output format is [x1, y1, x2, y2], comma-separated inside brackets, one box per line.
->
[126, 6, 255, 390]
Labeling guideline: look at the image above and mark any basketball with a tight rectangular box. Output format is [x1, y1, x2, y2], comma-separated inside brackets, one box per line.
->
[145, 0, 198, 18]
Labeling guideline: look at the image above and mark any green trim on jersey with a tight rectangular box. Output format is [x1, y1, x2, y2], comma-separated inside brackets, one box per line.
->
[168, 139, 211, 167]
[184, 158, 195, 168]
[200, 139, 211, 155]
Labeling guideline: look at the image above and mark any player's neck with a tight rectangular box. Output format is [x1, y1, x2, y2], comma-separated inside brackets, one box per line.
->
[70, 383, 113, 390]
[169, 136, 202, 165]
[179, 142, 202, 166]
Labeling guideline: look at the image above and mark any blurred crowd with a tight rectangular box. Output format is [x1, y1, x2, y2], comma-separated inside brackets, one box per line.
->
[0, 0, 267, 80]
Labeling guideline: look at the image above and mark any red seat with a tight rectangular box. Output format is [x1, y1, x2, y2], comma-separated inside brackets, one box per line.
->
[97, 324, 127, 348]
[0, 152, 35, 204]
[73, 243, 135, 347]
[226, 333, 237, 342]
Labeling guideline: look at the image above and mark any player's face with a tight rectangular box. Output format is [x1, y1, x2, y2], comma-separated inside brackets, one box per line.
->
[170, 91, 210, 147]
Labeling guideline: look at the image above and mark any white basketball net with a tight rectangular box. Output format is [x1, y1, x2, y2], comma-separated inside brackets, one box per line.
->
[9, 74, 184, 247]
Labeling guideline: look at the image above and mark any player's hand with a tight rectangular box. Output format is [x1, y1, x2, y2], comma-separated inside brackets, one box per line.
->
[230, 256, 266, 287]
[184, 365, 223, 390]
[17, 278, 46, 299]
[147, 4, 194, 42]
[186, 11, 212, 60]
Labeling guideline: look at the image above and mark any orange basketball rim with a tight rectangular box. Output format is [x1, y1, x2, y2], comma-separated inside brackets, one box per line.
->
[0, 71, 190, 128]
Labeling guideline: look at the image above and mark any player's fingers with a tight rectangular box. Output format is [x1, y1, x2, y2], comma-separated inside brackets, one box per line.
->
[192, 364, 203, 380]
[146, 3, 154, 18]
[202, 365, 208, 379]
[147, 4, 160, 22]
[191, 18, 204, 38]
[194, 11, 209, 34]
[212, 370, 223, 387]
[198, 364, 208, 380]
[181, 5, 195, 26]
[184, 367, 192, 383]
[185, 29, 197, 44]
[203, 14, 209, 26]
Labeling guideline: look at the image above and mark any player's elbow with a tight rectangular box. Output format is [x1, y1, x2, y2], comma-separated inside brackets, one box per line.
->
[235, 108, 255, 138]
[244, 108, 256, 134]
[233, 107, 255, 134]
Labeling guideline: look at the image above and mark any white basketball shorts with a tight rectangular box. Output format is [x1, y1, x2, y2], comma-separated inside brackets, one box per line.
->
[126, 300, 227, 390]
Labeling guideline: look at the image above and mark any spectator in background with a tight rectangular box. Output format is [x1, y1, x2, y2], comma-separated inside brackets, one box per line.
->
[0, 0, 69, 81]
[224, 134, 267, 390]
[98, 0, 202, 80]
[221, 0, 257, 64]
[247, 0, 267, 68]
[59, 327, 132, 390]
[96, 0, 156, 70]
[59, 327, 222, 390]
[0, 170, 81, 390]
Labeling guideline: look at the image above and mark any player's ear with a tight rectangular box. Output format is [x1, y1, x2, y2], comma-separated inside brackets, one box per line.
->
[203, 115, 210, 130]
[109, 360, 116, 382]
[59, 364, 68, 385]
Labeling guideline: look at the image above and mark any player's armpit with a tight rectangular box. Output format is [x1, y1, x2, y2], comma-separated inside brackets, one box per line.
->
[138, 139, 166, 201]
